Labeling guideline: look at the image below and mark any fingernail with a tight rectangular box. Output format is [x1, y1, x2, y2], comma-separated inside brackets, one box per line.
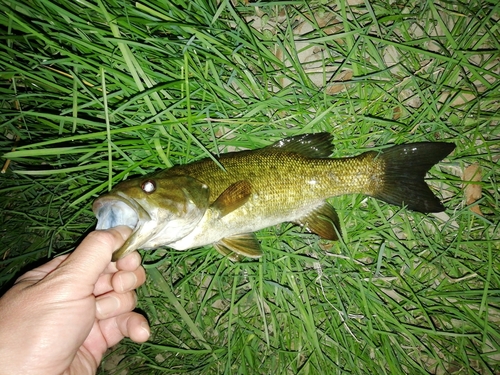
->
[141, 321, 151, 340]
[118, 272, 138, 292]
[96, 296, 120, 317]
[112, 225, 133, 241]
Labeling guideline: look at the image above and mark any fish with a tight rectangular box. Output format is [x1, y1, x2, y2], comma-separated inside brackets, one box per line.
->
[93, 133, 455, 261]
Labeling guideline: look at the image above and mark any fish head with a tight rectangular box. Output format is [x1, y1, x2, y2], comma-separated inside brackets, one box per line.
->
[93, 174, 210, 261]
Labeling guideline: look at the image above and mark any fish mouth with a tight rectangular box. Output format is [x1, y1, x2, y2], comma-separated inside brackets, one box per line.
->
[93, 192, 145, 232]
[93, 193, 151, 261]
[94, 191, 163, 261]
[94, 200, 138, 231]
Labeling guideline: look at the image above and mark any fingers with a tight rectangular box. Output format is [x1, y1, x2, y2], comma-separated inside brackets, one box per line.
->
[113, 251, 146, 293]
[92, 273, 113, 296]
[95, 291, 137, 320]
[99, 312, 150, 347]
[99, 250, 142, 276]
[115, 251, 142, 272]
[112, 266, 146, 294]
[94, 259, 146, 320]
[55, 226, 132, 287]
[93, 251, 145, 296]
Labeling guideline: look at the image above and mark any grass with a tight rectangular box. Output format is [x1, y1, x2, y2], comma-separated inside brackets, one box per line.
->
[1, 0, 499, 373]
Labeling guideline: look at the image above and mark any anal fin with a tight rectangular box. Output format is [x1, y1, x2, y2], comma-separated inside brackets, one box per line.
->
[294, 202, 341, 241]
[214, 233, 263, 261]
[212, 180, 252, 218]
[212, 244, 243, 262]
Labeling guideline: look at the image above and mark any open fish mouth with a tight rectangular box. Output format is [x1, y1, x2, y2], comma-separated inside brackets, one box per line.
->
[93, 197, 139, 231]
[93, 193, 155, 261]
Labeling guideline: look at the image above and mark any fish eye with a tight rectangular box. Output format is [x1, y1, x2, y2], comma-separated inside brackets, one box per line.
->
[141, 179, 156, 194]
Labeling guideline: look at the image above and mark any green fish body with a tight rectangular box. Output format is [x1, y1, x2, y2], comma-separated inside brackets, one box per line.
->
[93, 133, 455, 261]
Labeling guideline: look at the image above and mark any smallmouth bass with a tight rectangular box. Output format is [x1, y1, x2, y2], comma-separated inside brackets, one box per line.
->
[93, 133, 455, 261]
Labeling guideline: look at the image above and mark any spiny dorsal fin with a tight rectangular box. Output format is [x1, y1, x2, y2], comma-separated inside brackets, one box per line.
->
[212, 180, 252, 217]
[294, 202, 341, 240]
[214, 233, 263, 260]
[264, 133, 334, 158]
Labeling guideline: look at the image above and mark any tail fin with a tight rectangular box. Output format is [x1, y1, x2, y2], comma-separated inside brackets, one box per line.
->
[371, 142, 455, 213]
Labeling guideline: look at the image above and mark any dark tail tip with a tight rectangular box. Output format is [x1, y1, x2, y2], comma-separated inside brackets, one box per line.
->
[372, 142, 455, 213]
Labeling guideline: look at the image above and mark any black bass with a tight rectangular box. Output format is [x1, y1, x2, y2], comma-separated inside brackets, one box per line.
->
[93, 133, 455, 261]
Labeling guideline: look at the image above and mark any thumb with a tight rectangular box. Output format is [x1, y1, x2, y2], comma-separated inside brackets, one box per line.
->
[56, 226, 132, 286]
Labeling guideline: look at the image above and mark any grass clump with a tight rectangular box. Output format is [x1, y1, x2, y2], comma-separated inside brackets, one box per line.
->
[1, 0, 499, 374]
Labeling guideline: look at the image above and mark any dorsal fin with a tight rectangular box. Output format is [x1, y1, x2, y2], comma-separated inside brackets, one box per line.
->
[264, 133, 334, 158]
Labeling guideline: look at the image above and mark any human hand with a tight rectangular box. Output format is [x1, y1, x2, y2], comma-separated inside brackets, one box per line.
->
[0, 226, 149, 375]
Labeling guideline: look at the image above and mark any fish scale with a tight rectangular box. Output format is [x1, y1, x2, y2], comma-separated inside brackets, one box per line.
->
[161, 151, 382, 212]
[93, 133, 455, 261]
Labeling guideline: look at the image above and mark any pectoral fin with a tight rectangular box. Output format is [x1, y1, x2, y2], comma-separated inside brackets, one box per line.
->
[214, 233, 263, 261]
[294, 202, 341, 241]
[212, 180, 252, 218]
